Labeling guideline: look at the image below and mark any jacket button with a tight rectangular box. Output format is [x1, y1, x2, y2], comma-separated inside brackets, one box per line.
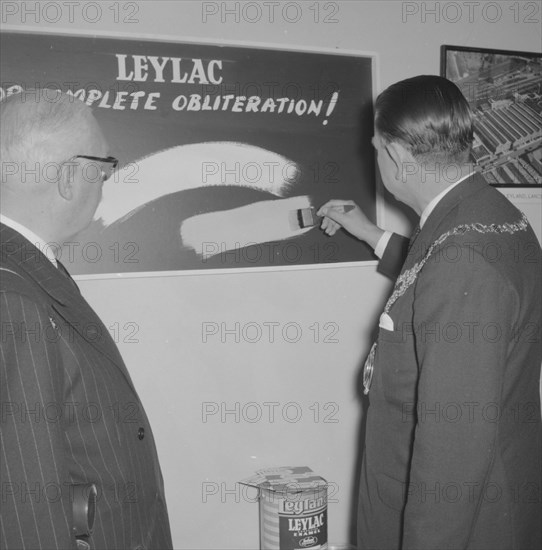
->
[138, 427, 145, 440]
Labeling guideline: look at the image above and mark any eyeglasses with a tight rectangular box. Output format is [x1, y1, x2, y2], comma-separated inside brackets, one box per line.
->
[66, 155, 119, 182]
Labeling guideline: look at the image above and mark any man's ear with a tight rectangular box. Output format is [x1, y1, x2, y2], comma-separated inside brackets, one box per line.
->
[57, 160, 76, 201]
[386, 141, 413, 181]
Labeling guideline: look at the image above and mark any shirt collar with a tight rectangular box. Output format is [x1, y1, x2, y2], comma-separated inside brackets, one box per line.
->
[0, 214, 58, 267]
[419, 172, 475, 228]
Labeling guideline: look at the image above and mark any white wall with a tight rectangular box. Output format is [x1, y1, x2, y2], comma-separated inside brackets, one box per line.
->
[4, 1, 541, 548]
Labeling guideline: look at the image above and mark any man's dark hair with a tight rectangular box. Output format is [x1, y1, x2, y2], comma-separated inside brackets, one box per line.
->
[375, 75, 473, 165]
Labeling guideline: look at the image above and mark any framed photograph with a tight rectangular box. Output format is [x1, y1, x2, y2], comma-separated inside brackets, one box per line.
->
[1, 30, 378, 278]
[441, 44, 541, 187]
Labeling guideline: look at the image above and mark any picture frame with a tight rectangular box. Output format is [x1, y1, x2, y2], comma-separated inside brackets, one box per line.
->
[441, 44, 541, 188]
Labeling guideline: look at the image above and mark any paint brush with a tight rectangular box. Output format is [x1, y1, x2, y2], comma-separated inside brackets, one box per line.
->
[181, 195, 315, 259]
[289, 204, 355, 230]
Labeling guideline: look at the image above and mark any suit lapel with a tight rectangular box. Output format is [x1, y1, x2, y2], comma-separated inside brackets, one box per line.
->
[1, 223, 137, 392]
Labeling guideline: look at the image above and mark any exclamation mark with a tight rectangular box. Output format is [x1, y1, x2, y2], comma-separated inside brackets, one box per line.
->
[323, 91, 339, 125]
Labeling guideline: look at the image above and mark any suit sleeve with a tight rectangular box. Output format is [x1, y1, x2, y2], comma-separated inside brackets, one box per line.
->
[378, 233, 409, 280]
[0, 289, 77, 550]
[402, 245, 514, 549]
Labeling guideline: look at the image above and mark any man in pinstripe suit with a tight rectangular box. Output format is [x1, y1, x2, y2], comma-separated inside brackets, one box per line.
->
[0, 90, 173, 549]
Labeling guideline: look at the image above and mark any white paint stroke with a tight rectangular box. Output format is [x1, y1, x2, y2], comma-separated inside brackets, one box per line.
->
[180, 195, 314, 259]
[94, 141, 299, 225]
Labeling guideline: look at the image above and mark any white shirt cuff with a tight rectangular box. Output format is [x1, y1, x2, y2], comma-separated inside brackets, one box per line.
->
[374, 231, 393, 259]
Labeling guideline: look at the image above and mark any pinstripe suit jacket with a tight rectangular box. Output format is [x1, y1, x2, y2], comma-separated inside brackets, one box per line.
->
[357, 174, 542, 550]
[0, 224, 172, 550]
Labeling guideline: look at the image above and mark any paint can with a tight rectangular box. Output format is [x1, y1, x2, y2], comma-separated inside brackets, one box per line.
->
[240, 466, 328, 550]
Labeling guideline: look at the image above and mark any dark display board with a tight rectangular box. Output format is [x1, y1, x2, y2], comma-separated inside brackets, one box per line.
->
[1, 31, 377, 276]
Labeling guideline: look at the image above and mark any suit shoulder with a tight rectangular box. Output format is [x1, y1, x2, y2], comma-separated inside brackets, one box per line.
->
[457, 185, 539, 244]
[0, 265, 43, 303]
[468, 183, 529, 220]
[0, 267, 56, 337]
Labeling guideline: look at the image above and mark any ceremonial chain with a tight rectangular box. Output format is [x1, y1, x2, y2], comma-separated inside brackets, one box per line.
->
[363, 213, 529, 395]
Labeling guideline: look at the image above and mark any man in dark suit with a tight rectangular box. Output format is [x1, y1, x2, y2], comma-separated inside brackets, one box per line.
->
[319, 76, 541, 550]
[0, 90, 173, 549]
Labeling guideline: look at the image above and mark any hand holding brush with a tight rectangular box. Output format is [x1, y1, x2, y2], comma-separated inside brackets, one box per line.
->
[317, 200, 384, 249]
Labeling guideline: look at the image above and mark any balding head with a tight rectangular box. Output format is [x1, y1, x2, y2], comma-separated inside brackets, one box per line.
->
[1, 89, 109, 242]
[1, 89, 101, 172]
